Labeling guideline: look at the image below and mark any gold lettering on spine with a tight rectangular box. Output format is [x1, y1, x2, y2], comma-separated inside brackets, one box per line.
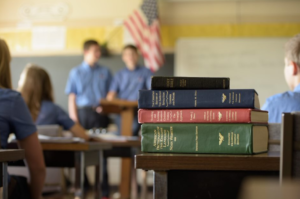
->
[180, 79, 186, 87]
[234, 133, 237, 145]
[156, 127, 160, 150]
[158, 91, 162, 107]
[163, 130, 167, 147]
[194, 90, 197, 107]
[172, 92, 175, 106]
[167, 130, 170, 146]
[195, 126, 198, 151]
[170, 126, 174, 150]
[160, 128, 163, 149]
[153, 130, 157, 147]
[152, 91, 155, 107]
[227, 132, 240, 147]
[228, 133, 230, 145]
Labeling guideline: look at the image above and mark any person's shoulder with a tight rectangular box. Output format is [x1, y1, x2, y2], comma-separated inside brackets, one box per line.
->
[113, 67, 127, 76]
[139, 66, 153, 74]
[265, 91, 295, 105]
[68, 65, 80, 76]
[42, 100, 63, 109]
[0, 88, 22, 102]
[98, 64, 111, 73]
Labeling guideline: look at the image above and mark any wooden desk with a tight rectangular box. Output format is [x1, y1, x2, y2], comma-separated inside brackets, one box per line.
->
[101, 99, 138, 199]
[8, 142, 111, 199]
[0, 149, 25, 199]
[135, 152, 280, 199]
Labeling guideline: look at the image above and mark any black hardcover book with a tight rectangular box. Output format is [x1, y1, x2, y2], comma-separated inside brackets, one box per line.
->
[151, 76, 230, 90]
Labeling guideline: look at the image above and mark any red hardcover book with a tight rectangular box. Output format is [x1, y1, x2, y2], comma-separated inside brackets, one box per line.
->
[138, 109, 268, 124]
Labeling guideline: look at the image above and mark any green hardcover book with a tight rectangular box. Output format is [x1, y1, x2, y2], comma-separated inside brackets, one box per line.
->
[141, 123, 268, 154]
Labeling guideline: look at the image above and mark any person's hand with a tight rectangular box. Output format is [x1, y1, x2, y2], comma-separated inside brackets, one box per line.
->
[95, 106, 103, 113]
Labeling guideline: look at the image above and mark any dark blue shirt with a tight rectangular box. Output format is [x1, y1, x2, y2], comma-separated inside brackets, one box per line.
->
[109, 66, 153, 101]
[36, 101, 75, 130]
[65, 61, 112, 106]
[262, 84, 300, 123]
[0, 88, 36, 148]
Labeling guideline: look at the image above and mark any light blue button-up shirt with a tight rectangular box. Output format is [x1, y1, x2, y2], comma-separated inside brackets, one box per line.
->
[65, 61, 112, 106]
[109, 66, 153, 101]
[36, 101, 75, 130]
[262, 84, 300, 123]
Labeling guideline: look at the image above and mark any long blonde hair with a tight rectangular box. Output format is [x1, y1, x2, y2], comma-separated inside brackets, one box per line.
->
[18, 64, 54, 121]
[0, 39, 12, 89]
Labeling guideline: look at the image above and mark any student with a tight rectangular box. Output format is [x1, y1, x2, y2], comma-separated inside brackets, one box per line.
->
[65, 39, 111, 198]
[18, 64, 89, 141]
[107, 44, 153, 135]
[262, 33, 300, 123]
[0, 39, 46, 199]
[65, 39, 112, 129]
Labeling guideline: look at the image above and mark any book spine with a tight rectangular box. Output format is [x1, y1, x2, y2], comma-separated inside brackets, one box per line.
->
[141, 123, 253, 154]
[138, 109, 252, 123]
[138, 89, 256, 109]
[151, 77, 230, 89]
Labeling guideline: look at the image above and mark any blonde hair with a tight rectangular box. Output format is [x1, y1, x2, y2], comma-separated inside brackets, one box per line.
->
[18, 64, 54, 121]
[285, 33, 300, 67]
[0, 39, 12, 89]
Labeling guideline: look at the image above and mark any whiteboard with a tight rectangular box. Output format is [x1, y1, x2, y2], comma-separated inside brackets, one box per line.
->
[175, 38, 290, 106]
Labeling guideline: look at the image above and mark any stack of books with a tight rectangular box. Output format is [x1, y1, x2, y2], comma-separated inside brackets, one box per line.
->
[138, 77, 269, 155]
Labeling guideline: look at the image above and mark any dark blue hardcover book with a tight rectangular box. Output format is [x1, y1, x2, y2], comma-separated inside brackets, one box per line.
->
[138, 89, 260, 109]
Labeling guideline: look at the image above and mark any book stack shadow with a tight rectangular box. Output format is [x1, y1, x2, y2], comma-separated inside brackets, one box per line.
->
[138, 76, 269, 155]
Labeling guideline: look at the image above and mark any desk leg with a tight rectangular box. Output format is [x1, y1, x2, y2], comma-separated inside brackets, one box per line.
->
[75, 152, 85, 199]
[95, 150, 103, 199]
[154, 171, 167, 199]
[141, 170, 148, 199]
[130, 157, 137, 199]
[2, 162, 8, 199]
[120, 158, 131, 199]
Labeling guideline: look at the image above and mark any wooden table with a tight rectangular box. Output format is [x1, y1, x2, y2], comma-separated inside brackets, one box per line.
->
[8, 142, 111, 199]
[0, 149, 25, 199]
[101, 99, 138, 199]
[135, 152, 280, 199]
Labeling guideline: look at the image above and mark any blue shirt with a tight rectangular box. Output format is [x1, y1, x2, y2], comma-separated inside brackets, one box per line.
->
[36, 101, 75, 130]
[262, 84, 300, 123]
[65, 61, 112, 106]
[0, 88, 36, 148]
[109, 66, 153, 101]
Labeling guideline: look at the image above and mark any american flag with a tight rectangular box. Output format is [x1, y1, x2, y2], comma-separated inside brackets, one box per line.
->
[124, 0, 164, 72]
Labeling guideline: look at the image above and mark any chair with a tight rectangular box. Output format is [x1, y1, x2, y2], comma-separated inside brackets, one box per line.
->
[280, 112, 300, 182]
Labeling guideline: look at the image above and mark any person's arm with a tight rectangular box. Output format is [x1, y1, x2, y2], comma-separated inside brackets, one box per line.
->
[68, 93, 78, 122]
[65, 69, 78, 122]
[106, 71, 119, 101]
[18, 133, 46, 199]
[69, 123, 89, 141]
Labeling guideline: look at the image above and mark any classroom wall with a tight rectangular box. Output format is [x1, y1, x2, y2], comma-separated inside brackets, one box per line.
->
[1, 0, 300, 55]
[10, 54, 174, 111]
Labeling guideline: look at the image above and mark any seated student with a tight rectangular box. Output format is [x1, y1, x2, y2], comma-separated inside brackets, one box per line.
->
[0, 39, 46, 199]
[262, 33, 300, 123]
[18, 64, 89, 141]
[107, 44, 153, 135]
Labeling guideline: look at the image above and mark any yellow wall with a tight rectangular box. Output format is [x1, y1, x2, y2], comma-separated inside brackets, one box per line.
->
[1, 0, 300, 55]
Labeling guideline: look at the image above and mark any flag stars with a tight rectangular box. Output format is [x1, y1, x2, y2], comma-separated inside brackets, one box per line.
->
[141, 0, 158, 25]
